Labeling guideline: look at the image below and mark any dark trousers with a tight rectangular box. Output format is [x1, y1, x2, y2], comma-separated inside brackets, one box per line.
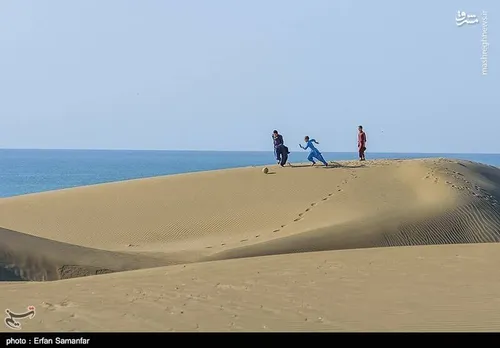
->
[275, 145, 289, 166]
[358, 145, 366, 159]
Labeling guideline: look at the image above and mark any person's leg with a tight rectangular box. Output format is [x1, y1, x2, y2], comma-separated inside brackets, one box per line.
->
[358, 146, 363, 160]
[275, 146, 282, 163]
[361, 146, 366, 160]
[315, 152, 328, 166]
[307, 152, 316, 165]
[283, 146, 290, 165]
[280, 147, 288, 166]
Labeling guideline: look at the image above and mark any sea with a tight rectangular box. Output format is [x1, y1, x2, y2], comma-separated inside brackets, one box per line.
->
[0, 149, 499, 198]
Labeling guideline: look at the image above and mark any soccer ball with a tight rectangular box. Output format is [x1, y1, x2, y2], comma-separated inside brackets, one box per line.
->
[262, 167, 269, 174]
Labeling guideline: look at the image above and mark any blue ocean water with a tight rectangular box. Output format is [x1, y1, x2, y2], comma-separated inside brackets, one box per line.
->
[0, 149, 499, 198]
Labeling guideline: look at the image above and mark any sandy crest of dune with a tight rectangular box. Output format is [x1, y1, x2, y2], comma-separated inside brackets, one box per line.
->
[0, 159, 471, 250]
[0, 158, 499, 257]
[2, 243, 500, 332]
[0, 158, 499, 283]
[0, 163, 362, 251]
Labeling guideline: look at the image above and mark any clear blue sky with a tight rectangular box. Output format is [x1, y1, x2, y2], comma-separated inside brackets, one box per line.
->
[0, 0, 497, 153]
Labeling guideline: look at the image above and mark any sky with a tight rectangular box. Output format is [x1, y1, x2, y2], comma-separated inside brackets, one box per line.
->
[0, 0, 497, 153]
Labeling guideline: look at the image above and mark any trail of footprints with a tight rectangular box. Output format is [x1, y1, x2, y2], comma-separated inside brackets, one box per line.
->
[275, 171, 358, 231]
[207, 161, 499, 250]
[424, 163, 499, 208]
[205, 170, 359, 249]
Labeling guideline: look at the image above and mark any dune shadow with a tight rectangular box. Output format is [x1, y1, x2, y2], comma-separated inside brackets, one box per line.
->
[204, 198, 500, 263]
[325, 162, 366, 169]
[0, 266, 24, 281]
[0, 227, 175, 282]
[288, 162, 366, 169]
[288, 163, 314, 168]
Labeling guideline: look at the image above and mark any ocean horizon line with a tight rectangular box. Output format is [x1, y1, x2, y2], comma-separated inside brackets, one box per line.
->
[1, 150, 499, 198]
[0, 148, 498, 156]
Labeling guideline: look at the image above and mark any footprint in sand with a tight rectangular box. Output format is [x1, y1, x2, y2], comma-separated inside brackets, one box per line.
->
[205, 246, 213, 249]
[311, 203, 316, 206]
[322, 197, 328, 201]
[255, 235, 260, 238]
[293, 218, 302, 222]
[240, 239, 248, 242]
[305, 208, 310, 212]
[273, 229, 280, 233]
[328, 193, 333, 196]
[298, 213, 304, 217]
[42, 301, 75, 311]
[221, 243, 226, 246]
[281, 224, 286, 228]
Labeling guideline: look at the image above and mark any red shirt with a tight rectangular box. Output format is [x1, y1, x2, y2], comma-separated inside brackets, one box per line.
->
[358, 131, 366, 145]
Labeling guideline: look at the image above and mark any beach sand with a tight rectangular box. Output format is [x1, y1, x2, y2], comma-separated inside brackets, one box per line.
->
[1, 158, 500, 331]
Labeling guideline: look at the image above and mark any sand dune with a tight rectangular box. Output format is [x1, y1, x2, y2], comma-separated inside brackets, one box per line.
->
[1, 158, 500, 331]
[0, 227, 173, 281]
[3, 243, 500, 331]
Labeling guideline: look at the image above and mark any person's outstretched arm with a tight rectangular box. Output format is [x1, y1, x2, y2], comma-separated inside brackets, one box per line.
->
[311, 139, 319, 144]
[299, 143, 309, 150]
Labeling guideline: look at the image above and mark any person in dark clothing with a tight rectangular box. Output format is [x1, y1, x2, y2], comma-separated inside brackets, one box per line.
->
[272, 130, 284, 155]
[272, 130, 290, 167]
[358, 125, 367, 161]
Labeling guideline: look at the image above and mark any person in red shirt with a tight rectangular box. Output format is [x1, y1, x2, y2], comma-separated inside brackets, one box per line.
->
[358, 125, 367, 161]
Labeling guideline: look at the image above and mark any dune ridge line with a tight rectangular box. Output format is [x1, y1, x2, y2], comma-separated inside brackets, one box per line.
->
[0, 158, 498, 282]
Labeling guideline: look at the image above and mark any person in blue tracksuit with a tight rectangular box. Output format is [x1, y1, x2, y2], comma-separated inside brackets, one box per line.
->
[299, 136, 328, 166]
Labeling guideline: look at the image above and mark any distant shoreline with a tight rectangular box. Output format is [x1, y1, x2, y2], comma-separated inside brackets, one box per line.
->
[0, 148, 499, 156]
[1, 151, 499, 199]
